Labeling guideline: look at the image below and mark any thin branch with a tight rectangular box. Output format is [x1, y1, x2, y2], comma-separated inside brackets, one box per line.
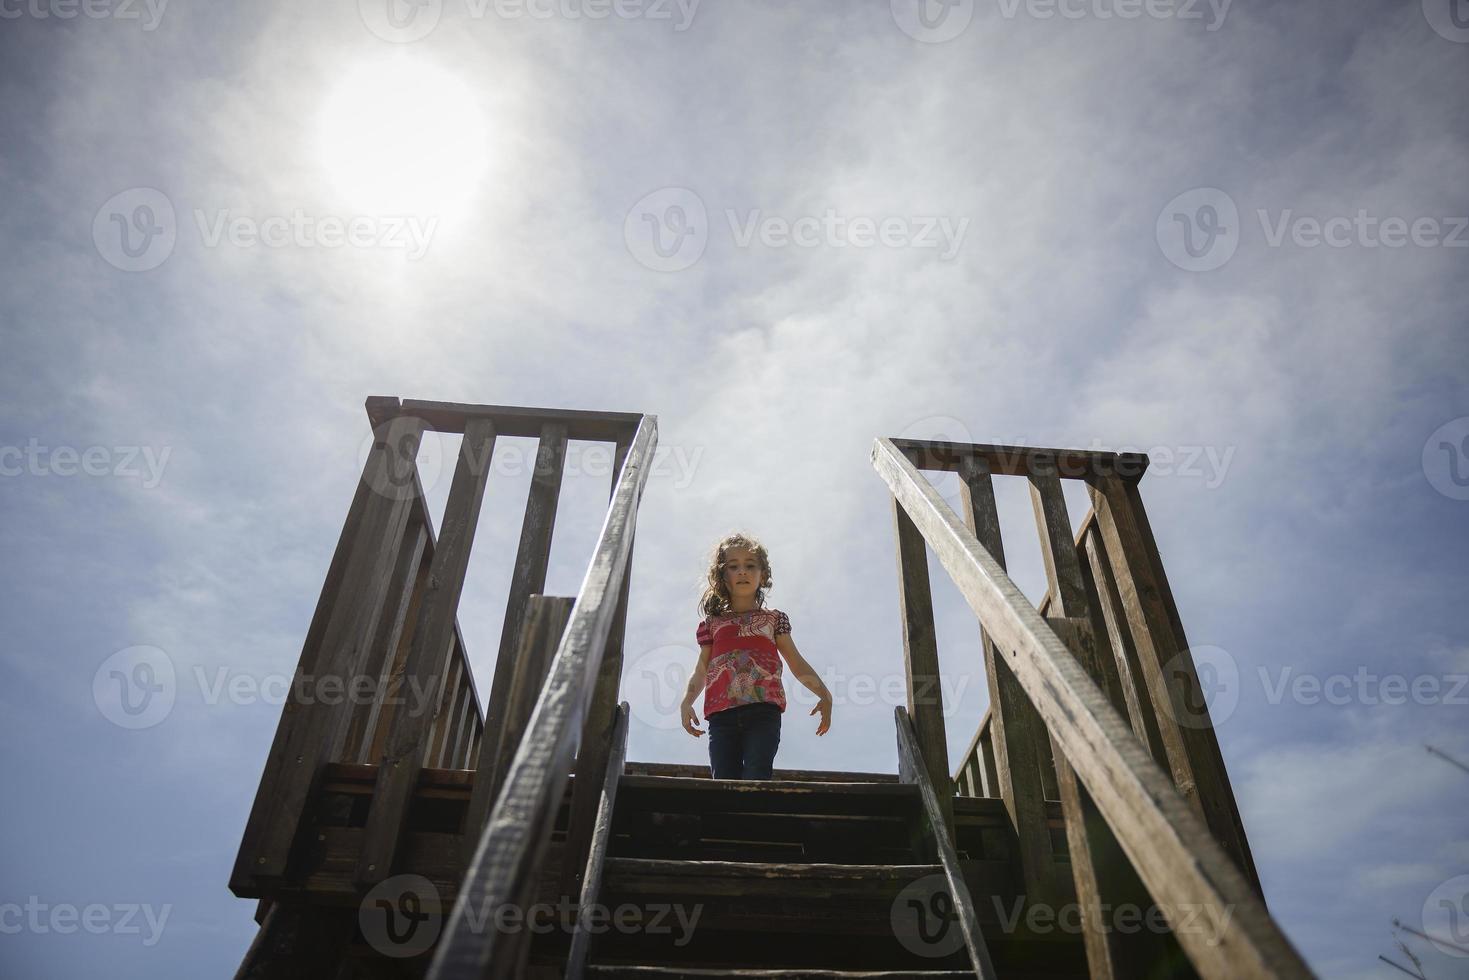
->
[1425, 743, 1469, 777]
[1377, 954, 1427, 979]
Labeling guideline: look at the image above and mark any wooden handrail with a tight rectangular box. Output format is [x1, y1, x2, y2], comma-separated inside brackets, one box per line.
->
[565, 701, 630, 980]
[871, 437, 1312, 980]
[895, 706, 998, 979]
[426, 414, 657, 979]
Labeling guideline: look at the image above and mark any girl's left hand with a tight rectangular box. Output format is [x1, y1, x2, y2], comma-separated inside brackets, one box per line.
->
[810, 696, 832, 736]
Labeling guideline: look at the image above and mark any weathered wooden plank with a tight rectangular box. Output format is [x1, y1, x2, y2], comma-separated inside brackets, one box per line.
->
[356, 417, 498, 889]
[895, 706, 999, 979]
[1087, 471, 1262, 895]
[893, 437, 1150, 481]
[342, 519, 428, 765]
[375, 396, 641, 442]
[1083, 525, 1168, 768]
[978, 723, 998, 799]
[362, 538, 433, 766]
[426, 655, 464, 768]
[872, 437, 1313, 980]
[892, 498, 954, 836]
[463, 595, 575, 865]
[230, 414, 427, 892]
[426, 415, 656, 980]
[449, 667, 477, 770]
[478, 422, 569, 800]
[561, 440, 635, 901]
[956, 455, 1059, 905]
[565, 701, 630, 980]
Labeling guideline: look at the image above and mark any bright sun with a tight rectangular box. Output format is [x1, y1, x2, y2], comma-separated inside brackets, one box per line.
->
[317, 56, 489, 216]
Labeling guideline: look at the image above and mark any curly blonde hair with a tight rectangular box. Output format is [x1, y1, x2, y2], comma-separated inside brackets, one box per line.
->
[698, 532, 774, 617]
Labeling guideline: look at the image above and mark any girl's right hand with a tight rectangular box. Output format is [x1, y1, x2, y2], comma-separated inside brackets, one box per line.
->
[681, 701, 703, 737]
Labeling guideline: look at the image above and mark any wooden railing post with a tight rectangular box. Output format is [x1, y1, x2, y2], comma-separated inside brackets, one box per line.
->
[230, 412, 426, 892]
[477, 422, 569, 780]
[1087, 469, 1263, 897]
[892, 491, 955, 837]
[356, 417, 498, 889]
[957, 454, 1059, 903]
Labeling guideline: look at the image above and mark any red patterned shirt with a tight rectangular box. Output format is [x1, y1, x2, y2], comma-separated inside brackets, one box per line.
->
[696, 608, 791, 717]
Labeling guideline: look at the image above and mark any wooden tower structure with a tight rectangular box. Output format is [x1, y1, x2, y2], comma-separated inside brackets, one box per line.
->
[229, 395, 1314, 979]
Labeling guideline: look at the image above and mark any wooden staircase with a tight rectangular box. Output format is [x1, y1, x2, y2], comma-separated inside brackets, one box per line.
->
[229, 397, 1316, 979]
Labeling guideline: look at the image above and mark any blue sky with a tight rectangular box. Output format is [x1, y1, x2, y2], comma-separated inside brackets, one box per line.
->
[2, 1, 1467, 977]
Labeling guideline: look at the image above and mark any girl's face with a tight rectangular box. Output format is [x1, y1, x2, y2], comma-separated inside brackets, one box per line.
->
[722, 547, 763, 601]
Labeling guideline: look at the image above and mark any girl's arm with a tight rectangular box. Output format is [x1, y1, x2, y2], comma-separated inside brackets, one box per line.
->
[679, 644, 712, 736]
[775, 633, 833, 735]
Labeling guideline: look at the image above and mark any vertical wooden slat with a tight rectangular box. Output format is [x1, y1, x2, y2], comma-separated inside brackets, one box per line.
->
[425, 656, 464, 768]
[477, 422, 569, 790]
[463, 594, 576, 863]
[979, 724, 998, 798]
[343, 520, 428, 765]
[230, 413, 426, 891]
[893, 495, 954, 836]
[1031, 464, 1129, 979]
[356, 417, 498, 889]
[1083, 524, 1169, 768]
[449, 670, 476, 769]
[560, 439, 634, 901]
[957, 455, 1057, 902]
[1087, 470, 1262, 895]
[362, 545, 433, 766]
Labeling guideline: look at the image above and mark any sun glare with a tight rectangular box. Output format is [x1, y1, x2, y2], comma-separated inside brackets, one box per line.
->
[317, 56, 489, 217]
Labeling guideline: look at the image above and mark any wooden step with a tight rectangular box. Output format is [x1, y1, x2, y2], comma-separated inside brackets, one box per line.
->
[617, 775, 921, 817]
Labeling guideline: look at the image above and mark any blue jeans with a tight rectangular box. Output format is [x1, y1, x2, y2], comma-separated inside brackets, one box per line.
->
[708, 702, 782, 780]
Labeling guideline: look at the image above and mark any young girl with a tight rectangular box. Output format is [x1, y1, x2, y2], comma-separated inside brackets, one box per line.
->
[679, 532, 833, 780]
